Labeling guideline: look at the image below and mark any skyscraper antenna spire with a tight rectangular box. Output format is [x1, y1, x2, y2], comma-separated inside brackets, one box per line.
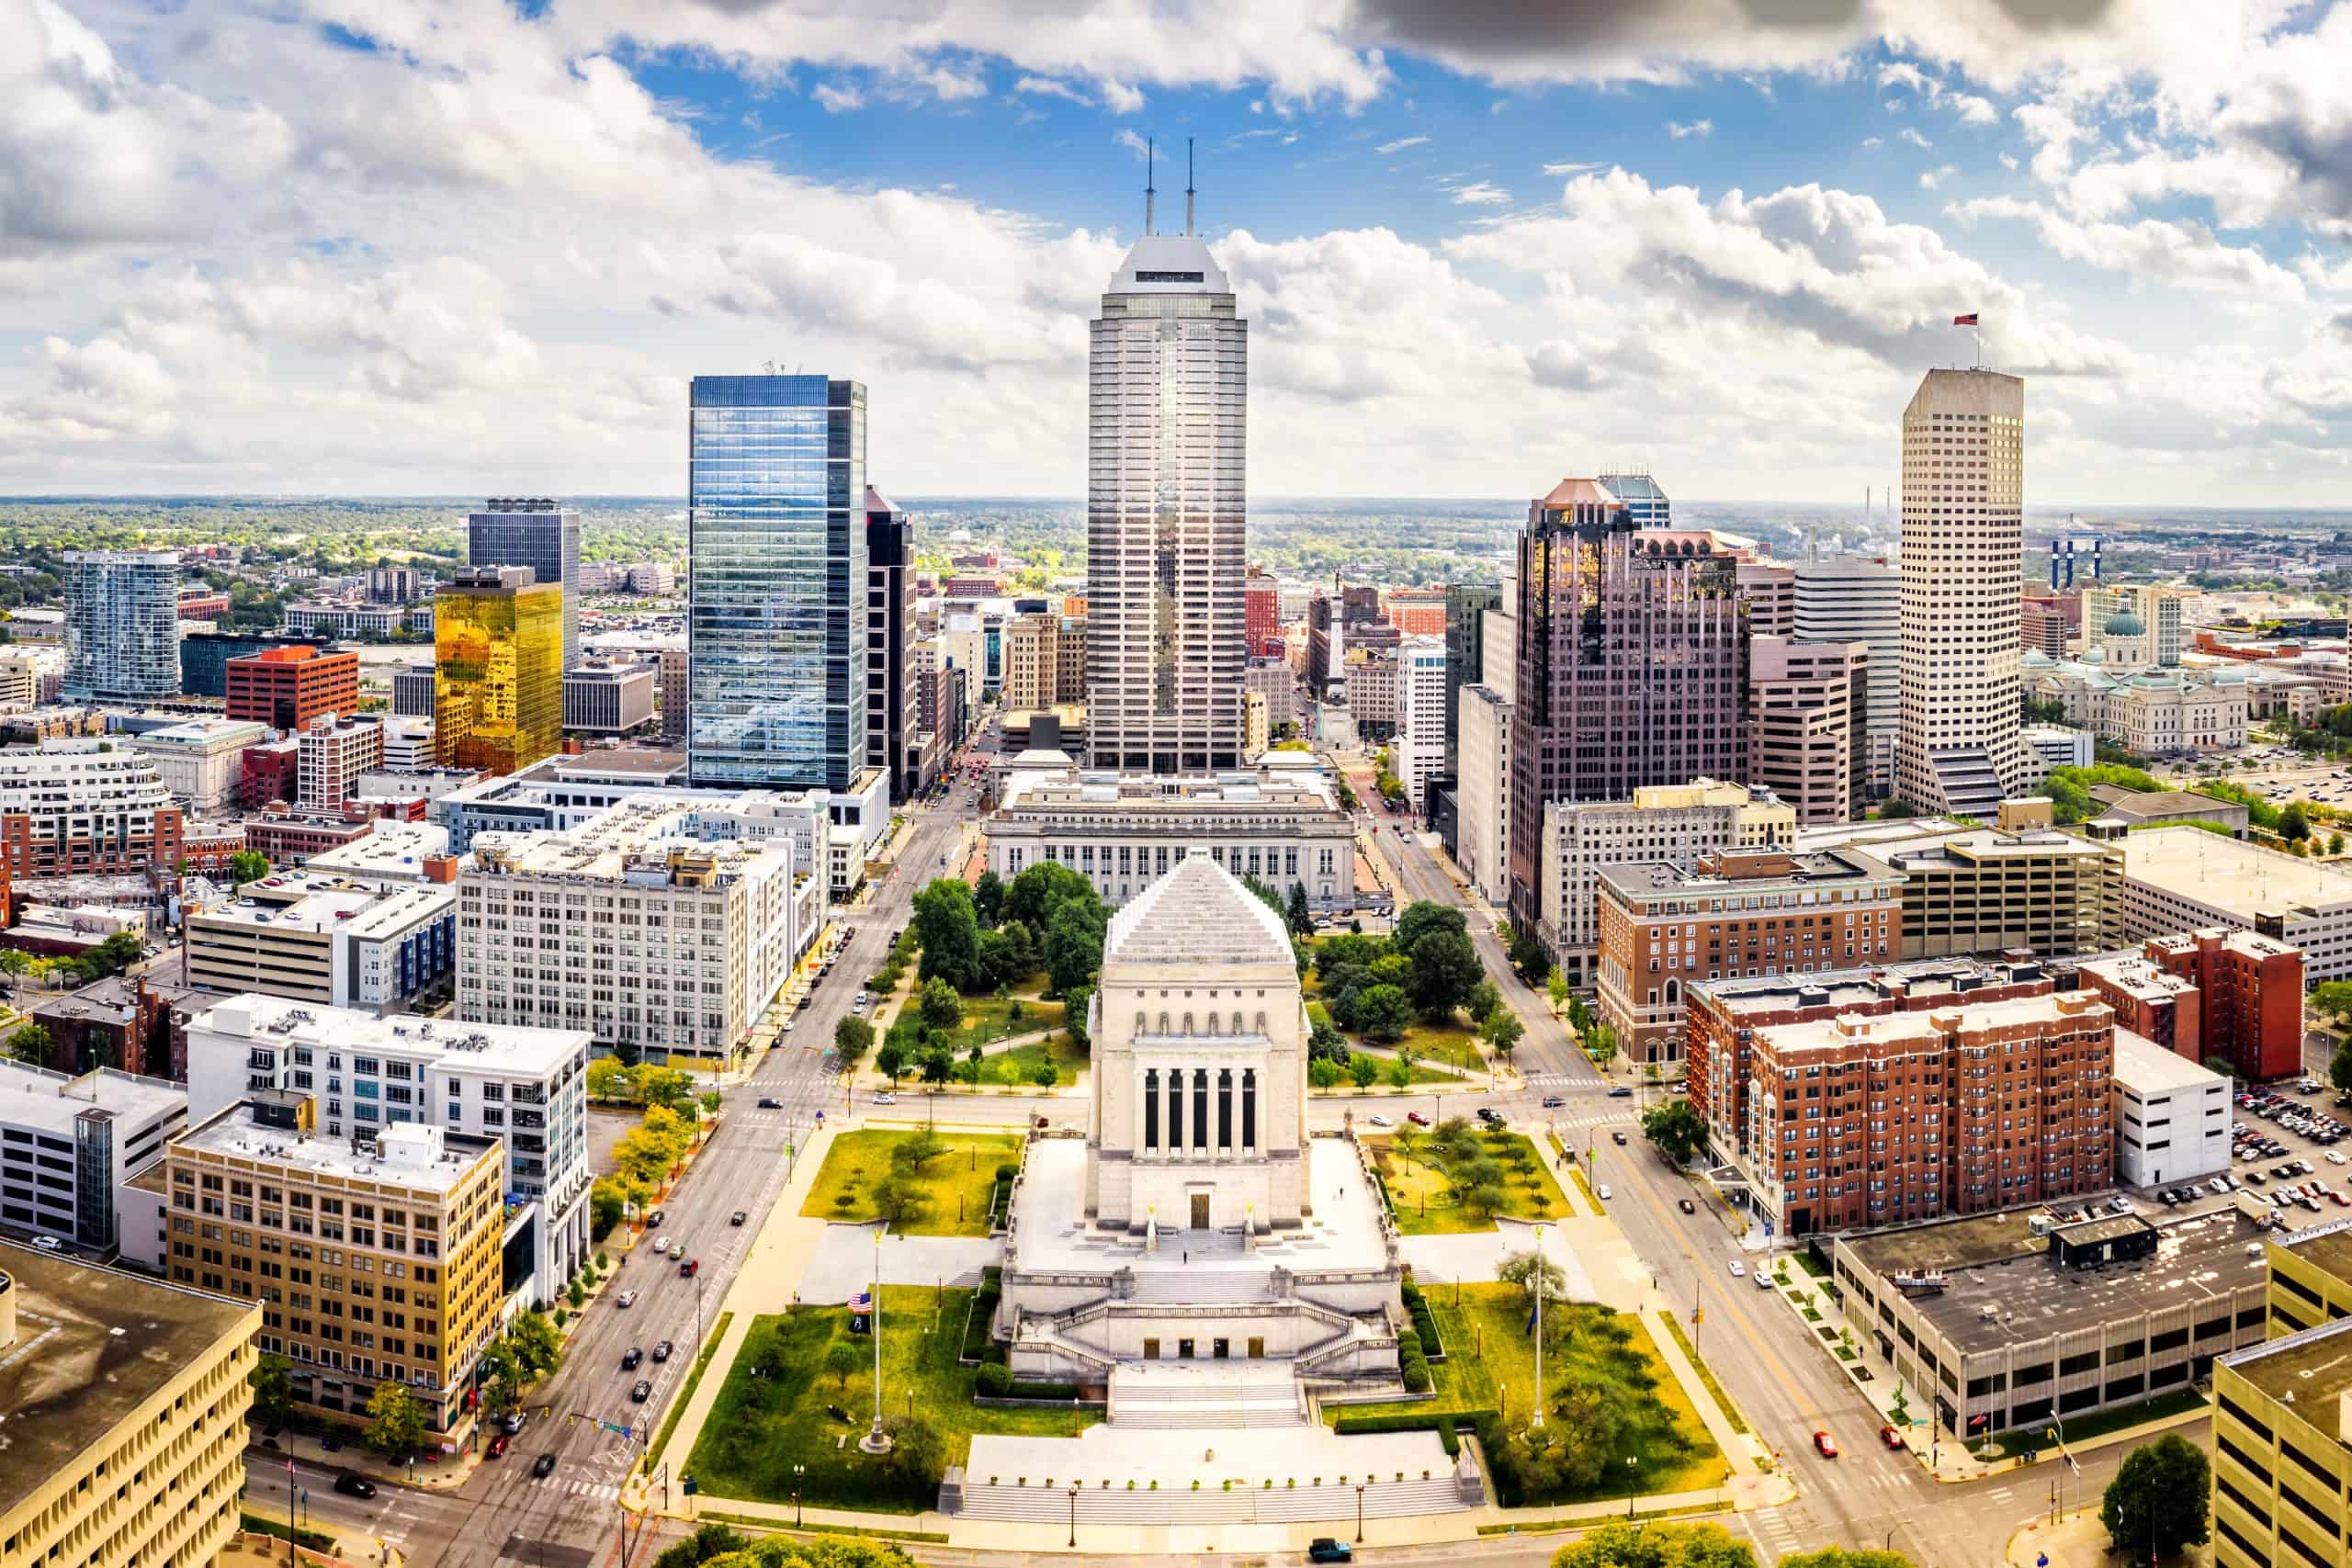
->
[1185, 137, 1195, 235]
[1145, 137, 1156, 235]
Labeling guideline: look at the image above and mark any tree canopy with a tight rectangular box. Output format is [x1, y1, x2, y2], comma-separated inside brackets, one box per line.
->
[2100, 1433, 2210, 1558]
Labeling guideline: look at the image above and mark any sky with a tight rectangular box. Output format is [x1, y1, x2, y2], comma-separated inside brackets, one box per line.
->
[3, 1, 2350, 505]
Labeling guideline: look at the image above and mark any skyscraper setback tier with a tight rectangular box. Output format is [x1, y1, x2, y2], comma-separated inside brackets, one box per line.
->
[687, 375, 867, 793]
[1085, 231, 1247, 773]
[1505, 479, 1750, 929]
[1896, 368, 2032, 816]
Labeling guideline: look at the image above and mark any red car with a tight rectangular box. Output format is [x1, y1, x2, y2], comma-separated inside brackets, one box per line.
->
[1813, 1430, 1838, 1459]
[1878, 1425, 1903, 1450]
[679, 1258, 700, 1278]
[1407, 1111, 1430, 1127]
[487, 1434, 511, 1459]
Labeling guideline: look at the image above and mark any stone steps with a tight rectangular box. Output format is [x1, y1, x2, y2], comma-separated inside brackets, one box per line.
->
[953, 1475, 1471, 1524]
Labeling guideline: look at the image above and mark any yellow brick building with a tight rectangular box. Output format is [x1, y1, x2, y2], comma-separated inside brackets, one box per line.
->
[2212, 1222, 2352, 1568]
[0, 1241, 259, 1568]
[435, 564, 563, 776]
[163, 1096, 508, 1439]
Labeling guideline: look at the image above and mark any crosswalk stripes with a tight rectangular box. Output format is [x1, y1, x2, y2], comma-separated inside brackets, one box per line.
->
[563, 1480, 621, 1502]
[1747, 1507, 1804, 1563]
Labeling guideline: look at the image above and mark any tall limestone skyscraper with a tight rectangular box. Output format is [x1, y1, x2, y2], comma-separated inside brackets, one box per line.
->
[1086, 151, 1247, 773]
[1895, 367, 2034, 817]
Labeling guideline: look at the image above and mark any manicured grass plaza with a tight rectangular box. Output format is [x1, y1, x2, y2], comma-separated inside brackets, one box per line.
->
[799, 1129, 1024, 1237]
[1348, 1283, 1726, 1505]
[941, 987, 1066, 1053]
[685, 1288, 1098, 1512]
[971, 1032, 1087, 1088]
[1366, 1128, 1575, 1236]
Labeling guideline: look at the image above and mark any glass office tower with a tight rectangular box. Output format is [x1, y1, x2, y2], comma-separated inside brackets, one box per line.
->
[468, 500, 582, 672]
[62, 550, 182, 701]
[435, 566, 564, 776]
[687, 376, 868, 792]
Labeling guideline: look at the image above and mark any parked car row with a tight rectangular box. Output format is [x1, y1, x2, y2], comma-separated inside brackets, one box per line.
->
[2240, 1084, 2346, 1145]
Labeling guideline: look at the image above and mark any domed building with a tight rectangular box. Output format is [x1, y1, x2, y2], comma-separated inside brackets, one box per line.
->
[2099, 606, 2152, 671]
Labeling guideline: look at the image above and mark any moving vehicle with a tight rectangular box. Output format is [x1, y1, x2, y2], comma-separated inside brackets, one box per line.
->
[731, 1210, 749, 1225]
[1366, 1113, 1394, 1128]
[649, 1210, 665, 1226]
[1879, 1425, 1904, 1450]
[680, 1257, 700, 1278]
[533, 1452, 559, 1479]
[652, 1340, 675, 1362]
[1476, 1107, 1503, 1126]
[617, 1290, 639, 1308]
[487, 1434, 511, 1459]
[623, 1348, 643, 1370]
[873, 1092, 898, 1105]
[1607, 1085, 1633, 1099]
[1728, 1260, 1746, 1278]
[1407, 1111, 1430, 1126]
[1307, 1540, 1353, 1563]
[1611, 1130, 1629, 1146]
[1678, 1198, 1696, 1214]
[758, 1097, 784, 1109]
[334, 1474, 379, 1499]
[650, 1236, 672, 1255]
[631, 1379, 653, 1403]
[1813, 1429, 1838, 1459]
[500, 1411, 527, 1436]
[1596, 1184, 1612, 1201]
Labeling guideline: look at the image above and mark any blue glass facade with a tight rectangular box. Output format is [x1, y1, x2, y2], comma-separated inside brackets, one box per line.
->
[687, 375, 868, 791]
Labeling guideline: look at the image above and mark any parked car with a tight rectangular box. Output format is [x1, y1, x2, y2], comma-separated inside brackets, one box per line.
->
[731, 1210, 749, 1225]
[1595, 1184, 1612, 1201]
[1813, 1429, 1838, 1459]
[650, 1236, 671, 1256]
[1753, 1268, 1775, 1291]
[1879, 1425, 1904, 1450]
[533, 1452, 559, 1479]
[31, 1235, 62, 1252]
[617, 1290, 639, 1308]
[873, 1092, 898, 1105]
[334, 1474, 379, 1499]
[1476, 1107, 1503, 1125]
[649, 1210, 665, 1226]
[1407, 1111, 1430, 1126]
[1307, 1540, 1353, 1563]
[487, 1434, 511, 1459]
[1367, 1114, 1394, 1128]
[500, 1411, 527, 1436]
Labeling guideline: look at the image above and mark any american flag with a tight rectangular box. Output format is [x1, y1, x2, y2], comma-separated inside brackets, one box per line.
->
[851, 1289, 874, 1313]
[1953, 312, 1979, 326]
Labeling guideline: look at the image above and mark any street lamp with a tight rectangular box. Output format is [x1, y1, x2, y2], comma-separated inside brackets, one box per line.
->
[793, 1462, 806, 1528]
[1624, 1456, 1638, 1519]
[1067, 1481, 1080, 1548]
[1531, 1223, 1546, 1429]
[1355, 1482, 1366, 1543]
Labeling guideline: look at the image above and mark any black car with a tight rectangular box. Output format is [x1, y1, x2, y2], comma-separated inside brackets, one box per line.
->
[651, 1339, 675, 1362]
[730, 1210, 748, 1226]
[1607, 1085, 1634, 1099]
[631, 1379, 653, 1403]
[1308, 1540, 1353, 1563]
[648, 1210, 665, 1226]
[623, 1347, 643, 1370]
[1678, 1198, 1696, 1214]
[333, 1473, 378, 1499]
[533, 1452, 559, 1479]
[758, 1097, 784, 1110]
[1476, 1107, 1503, 1124]
[1611, 1130, 1629, 1146]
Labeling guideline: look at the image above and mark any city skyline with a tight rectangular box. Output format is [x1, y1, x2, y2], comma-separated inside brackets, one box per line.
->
[4, 4, 2348, 505]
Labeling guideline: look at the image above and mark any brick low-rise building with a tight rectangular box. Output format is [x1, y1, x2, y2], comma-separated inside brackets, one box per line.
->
[0, 745, 183, 878]
[224, 643, 360, 732]
[1597, 847, 1904, 1067]
[2149, 927, 2303, 1081]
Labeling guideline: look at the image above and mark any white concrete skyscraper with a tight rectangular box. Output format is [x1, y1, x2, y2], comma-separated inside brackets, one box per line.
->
[1086, 148, 1247, 773]
[1894, 367, 2033, 816]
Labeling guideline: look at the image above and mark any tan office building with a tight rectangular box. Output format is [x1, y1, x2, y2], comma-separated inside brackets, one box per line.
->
[156, 1097, 505, 1438]
[1865, 823, 2119, 959]
[0, 1240, 259, 1568]
[1748, 636, 1867, 823]
[2212, 1223, 2352, 1568]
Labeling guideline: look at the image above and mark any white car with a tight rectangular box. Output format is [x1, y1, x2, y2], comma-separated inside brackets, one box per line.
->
[31, 1235, 61, 1251]
[616, 1290, 638, 1308]
[650, 1236, 671, 1256]
[1595, 1184, 1611, 1201]
[1367, 1114, 1395, 1128]
[2329, 1151, 2346, 1166]
[1728, 1259, 1747, 1278]
[1753, 1267, 1776, 1290]
[872, 1091, 898, 1105]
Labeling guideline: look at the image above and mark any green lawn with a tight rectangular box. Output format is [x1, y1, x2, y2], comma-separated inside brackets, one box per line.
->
[1392, 1021, 1484, 1070]
[967, 1032, 1088, 1088]
[799, 1130, 1024, 1236]
[1367, 1129, 1574, 1235]
[941, 992, 1067, 1052]
[1380, 1285, 1727, 1504]
[685, 1290, 1098, 1512]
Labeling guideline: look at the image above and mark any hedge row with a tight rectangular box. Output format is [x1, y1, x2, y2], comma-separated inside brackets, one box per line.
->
[1329, 1406, 1496, 1460]
[1399, 1282, 1445, 1361]
[960, 1266, 1003, 1364]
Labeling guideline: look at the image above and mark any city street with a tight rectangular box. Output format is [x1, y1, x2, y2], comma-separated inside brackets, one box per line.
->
[241, 766, 989, 1568]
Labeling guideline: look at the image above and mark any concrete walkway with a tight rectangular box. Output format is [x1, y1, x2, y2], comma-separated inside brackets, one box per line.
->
[798, 1224, 1001, 1302]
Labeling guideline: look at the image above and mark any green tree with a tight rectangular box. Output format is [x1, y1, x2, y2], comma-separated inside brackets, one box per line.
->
[1497, 1248, 1567, 1312]
[1547, 965, 1571, 1014]
[2312, 980, 2352, 1025]
[1309, 1056, 1344, 1089]
[0, 948, 28, 976]
[920, 1047, 953, 1086]
[1643, 1099, 1707, 1167]
[883, 1413, 947, 1488]
[1781, 1551, 1915, 1568]
[1001, 861, 1098, 935]
[590, 1176, 629, 1237]
[228, 849, 271, 886]
[1395, 899, 1468, 954]
[1061, 983, 1092, 1047]
[911, 879, 983, 990]
[586, 1057, 635, 1101]
[1482, 1006, 1525, 1058]
[2099, 1434, 2210, 1559]
[1043, 899, 1105, 998]
[1353, 983, 1414, 1043]
[363, 1380, 427, 1456]
[1589, 1024, 1619, 1070]
[636, 1066, 695, 1111]
[6, 1023, 53, 1067]
[1465, 979, 1501, 1026]
[1285, 882, 1315, 938]
[919, 977, 965, 1032]
[971, 869, 1006, 926]
[1385, 1052, 1415, 1089]
[1030, 1059, 1058, 1088]
[1508, 922, 1548, 984]
[249, 1351, 296, 1428]
[2280, 802, 2312, 841]
[1548, 1521, 1758, 1568]
[835, 1013, 877, 1064]
[824, 1340, 862, 1392]
[875, 1042, 907, 1085]
[1406, 927, 1484, 1021]
[868, 1174, 922, 1227]
[476, 1340, 524, 1415]
[2333, 1039, 2352, 1099]
[507, 1310, 563, 1379]
[1348, 1052, 1381, 1089]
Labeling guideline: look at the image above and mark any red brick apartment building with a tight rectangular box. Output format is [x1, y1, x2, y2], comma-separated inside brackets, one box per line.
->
[1686, 960, 2113, 1236]
[224, 643, 359, 731]
[2077, 928, 2304, 1081]
[1596, 847, 1905, 1066]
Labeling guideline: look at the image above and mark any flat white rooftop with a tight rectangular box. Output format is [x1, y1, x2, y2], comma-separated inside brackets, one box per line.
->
[301, 822, 450, 878]
[2121, 825, 2352, 917]
[175, 1103, 496, 1191]
[195, 992, 587, 1077]
[2114, 1026, 2229, 1095]
[0, 1061, 184, 1134]
[200, 879, 450, 939]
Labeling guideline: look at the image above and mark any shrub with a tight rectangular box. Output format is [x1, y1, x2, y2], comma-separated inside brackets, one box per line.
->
[994, 1163, 1018, 1184]
[974, 1362, 1013, 1397]
[1400, 1355, 1432, 1393]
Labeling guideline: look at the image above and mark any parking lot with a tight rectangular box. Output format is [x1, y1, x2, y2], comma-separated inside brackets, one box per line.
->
[2124, 1074, 2352, 1231]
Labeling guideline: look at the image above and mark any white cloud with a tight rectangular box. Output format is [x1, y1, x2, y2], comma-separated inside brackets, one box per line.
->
[1113, 128, 1152, 160]
[1947, 196, 2308, 299]
[1376, 135, 1430, 153]
[1012, 75, 1091, 106]
[1543, 161, 1605, 175]
[1100, 80, 1146, 113]
[1883, 97, 1906, 113]
[1665, 118, 1713, 139]
[1860, 136, 1883, 148]
[2000, 152, 2020, 171]
[813, 80, 865, 113]
[1898, 127, 1933, 150]
[1918, 164, 1956, 190]
[1449, 180, 1511, 206]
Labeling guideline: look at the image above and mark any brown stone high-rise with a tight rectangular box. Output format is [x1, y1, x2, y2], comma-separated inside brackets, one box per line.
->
[1507, 479, 1749, 929]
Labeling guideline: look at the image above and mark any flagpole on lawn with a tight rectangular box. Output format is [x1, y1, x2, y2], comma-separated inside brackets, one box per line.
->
[861, 1231, 893, 1453]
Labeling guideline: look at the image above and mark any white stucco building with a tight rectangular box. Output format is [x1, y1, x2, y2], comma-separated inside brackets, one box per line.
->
[1389, 637, 1449, 808]
[2112, 1028, 2231, 1188]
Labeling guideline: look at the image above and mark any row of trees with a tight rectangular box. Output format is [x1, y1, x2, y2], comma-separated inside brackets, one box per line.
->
[1561, 991, 1622, 1070]
[1312, 902, 1491, 1039]
[591, 1099, 705, 1236]
[916, 863, 1107, 1000]
[585, 1057, 703, 1111]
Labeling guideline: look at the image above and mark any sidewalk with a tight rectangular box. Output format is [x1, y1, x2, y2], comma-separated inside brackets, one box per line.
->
[255, 1428, 481, 1494]
[2007, 1508, 2211, 1568]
